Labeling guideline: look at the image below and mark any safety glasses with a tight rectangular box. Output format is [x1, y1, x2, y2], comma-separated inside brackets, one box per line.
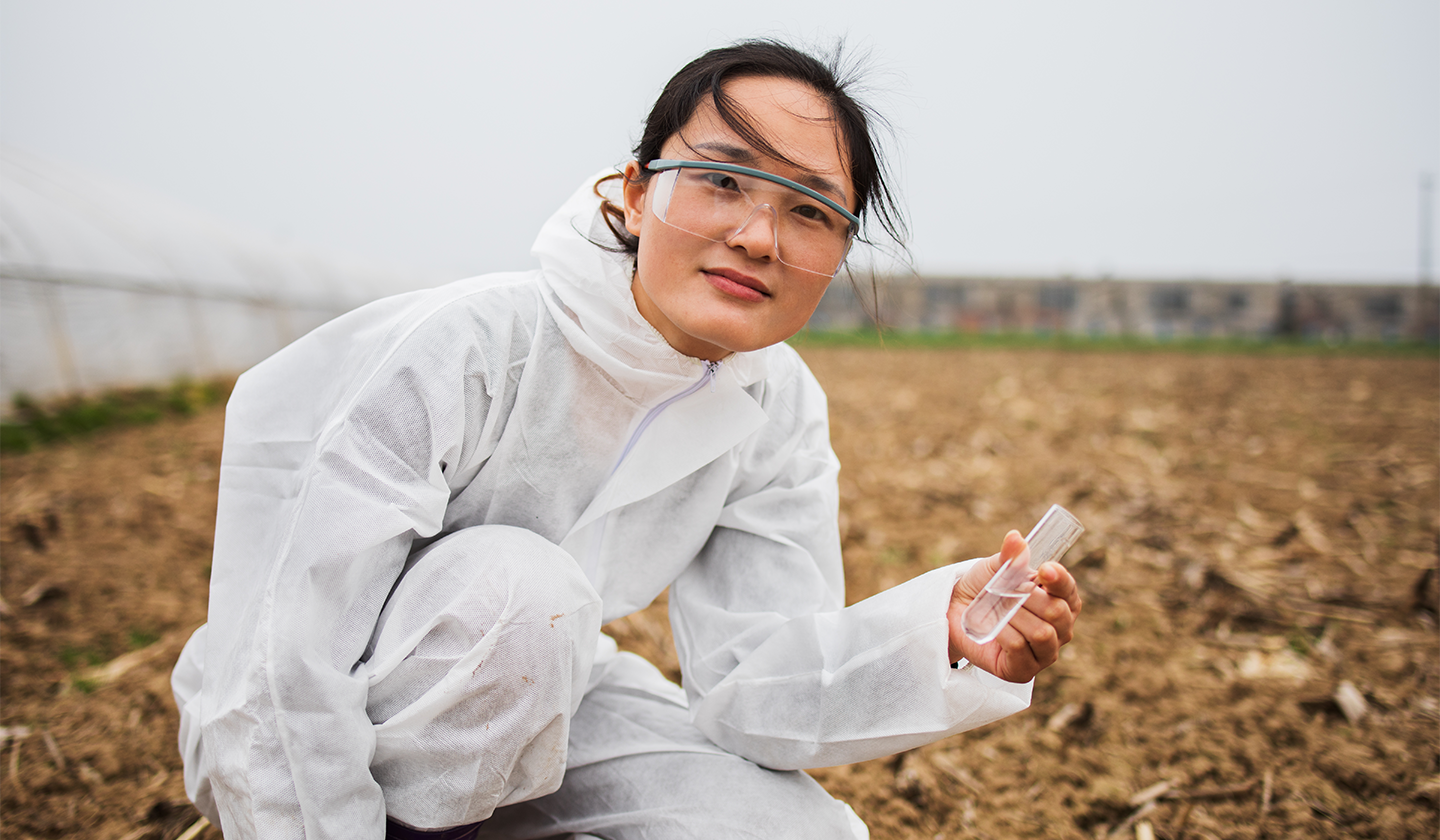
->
[645, 160, 858, 278]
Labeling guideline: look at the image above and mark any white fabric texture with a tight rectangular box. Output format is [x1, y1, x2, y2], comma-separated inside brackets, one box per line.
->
[364, 526, 602, 828]
[171, 171, 1031, 839]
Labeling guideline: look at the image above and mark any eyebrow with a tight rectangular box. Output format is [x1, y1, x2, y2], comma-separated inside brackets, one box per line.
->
[690, 141, 850, 205]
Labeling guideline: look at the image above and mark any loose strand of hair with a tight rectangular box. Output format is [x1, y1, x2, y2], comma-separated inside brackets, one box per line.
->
[590, 172, 637, 258]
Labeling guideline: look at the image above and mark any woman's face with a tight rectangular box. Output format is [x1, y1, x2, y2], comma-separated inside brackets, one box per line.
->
[623, 75, 855, 362]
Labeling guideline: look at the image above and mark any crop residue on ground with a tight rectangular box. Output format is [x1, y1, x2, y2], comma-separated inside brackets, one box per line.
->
[3, 348, 1437, 839]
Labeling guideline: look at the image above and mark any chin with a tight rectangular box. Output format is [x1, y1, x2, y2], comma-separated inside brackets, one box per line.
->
[692, 326, 777, 356]
[706, 313, 807, 352]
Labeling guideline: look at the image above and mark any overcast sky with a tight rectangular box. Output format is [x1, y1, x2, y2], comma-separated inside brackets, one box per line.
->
[3, 1, 1436, 284]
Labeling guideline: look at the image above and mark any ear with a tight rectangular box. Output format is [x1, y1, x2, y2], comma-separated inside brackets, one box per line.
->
[621, 160, 647, 237]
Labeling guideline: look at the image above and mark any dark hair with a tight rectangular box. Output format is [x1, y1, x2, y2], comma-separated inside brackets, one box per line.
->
[597, 39, 908, 268]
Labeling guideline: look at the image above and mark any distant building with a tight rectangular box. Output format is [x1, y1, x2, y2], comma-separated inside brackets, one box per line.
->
[812, 276, 1439, 343]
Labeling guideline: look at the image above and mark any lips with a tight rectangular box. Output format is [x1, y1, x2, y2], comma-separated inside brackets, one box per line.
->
[703, 268, 771, 301]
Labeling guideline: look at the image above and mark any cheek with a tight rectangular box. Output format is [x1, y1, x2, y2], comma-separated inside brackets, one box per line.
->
[635, 222, 693, 282]
[633, 229, 665, 287]
[632, 232, 691, 320]
[792, 279, 834, 320]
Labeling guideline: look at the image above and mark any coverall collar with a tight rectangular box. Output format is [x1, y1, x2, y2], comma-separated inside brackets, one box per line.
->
[530, 170, 772, 400]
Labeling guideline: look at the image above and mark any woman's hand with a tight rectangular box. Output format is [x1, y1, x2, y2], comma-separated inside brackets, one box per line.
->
[946, 530, 1083, 683]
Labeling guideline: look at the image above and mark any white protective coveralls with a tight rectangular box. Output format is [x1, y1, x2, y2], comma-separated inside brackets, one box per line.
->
[171, 172, 1032, 839]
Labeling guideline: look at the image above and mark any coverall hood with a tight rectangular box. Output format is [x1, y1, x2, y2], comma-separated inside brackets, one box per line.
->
[530, 171, 771, 395]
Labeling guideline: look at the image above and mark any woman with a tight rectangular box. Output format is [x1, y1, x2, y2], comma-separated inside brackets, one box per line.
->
[172, 40, 1082, 840]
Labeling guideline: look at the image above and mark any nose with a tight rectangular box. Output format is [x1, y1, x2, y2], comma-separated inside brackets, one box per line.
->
[724, 204, 780, 262]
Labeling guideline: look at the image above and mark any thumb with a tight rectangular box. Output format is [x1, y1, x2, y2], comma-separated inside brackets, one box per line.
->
[954, 530, 1028, 603]
[998, 529, 1028, 568]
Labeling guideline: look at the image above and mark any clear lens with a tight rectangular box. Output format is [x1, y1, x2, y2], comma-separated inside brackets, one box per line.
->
[651, 167, 854, 277]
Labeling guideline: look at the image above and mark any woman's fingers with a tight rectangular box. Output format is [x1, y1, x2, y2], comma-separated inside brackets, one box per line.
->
[954, 592, 1068, 682]
[1000, 530, 1027, 563]
[1021, 563, 1081, 645]
[1018, 590, 1073, 645]
[979, 622, 1047, 683]
[1036, 561, 1083, 617]
[952, 529, 1025, 605]
[1003, 606, 1061, 668]
[948, 535, 1084, 677]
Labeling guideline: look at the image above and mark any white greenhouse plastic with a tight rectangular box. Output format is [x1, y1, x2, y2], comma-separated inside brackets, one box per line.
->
[0, 146, 434, 411]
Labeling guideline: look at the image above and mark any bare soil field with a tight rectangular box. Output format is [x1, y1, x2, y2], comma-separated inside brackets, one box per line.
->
[2, 347, 1437, 839]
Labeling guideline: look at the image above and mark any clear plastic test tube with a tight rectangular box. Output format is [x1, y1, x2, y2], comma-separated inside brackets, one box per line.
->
[959, 504, 1085, 645]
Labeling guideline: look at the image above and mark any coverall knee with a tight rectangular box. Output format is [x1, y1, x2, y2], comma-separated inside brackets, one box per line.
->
[364, 525, 603, 829]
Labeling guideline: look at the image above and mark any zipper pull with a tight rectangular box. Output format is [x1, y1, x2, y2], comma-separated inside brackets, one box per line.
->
[705, 360, 721, 392]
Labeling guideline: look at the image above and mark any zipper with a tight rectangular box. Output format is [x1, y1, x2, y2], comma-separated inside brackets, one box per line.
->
[583, 360, 722, 580]
[608, 360, 721, 476]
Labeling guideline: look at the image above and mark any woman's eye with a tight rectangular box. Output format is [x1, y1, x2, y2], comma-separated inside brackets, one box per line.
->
[700, 172, 741, 191]
[792, 203, 834, 226]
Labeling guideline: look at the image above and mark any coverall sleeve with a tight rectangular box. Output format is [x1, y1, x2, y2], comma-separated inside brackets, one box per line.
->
[668, 359, 1032, 771]
[200, 297, 507, 839]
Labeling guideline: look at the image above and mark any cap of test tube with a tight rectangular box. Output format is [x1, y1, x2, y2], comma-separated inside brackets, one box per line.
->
[959, 504, 1085, 645]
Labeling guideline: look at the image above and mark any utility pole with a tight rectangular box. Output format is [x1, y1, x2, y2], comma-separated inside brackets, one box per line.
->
[1422, 172, 1434, 342]
[1421, 172, 1434, 286]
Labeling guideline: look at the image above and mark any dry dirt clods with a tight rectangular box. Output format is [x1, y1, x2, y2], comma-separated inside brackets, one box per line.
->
[2, 348, 1437, 839]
